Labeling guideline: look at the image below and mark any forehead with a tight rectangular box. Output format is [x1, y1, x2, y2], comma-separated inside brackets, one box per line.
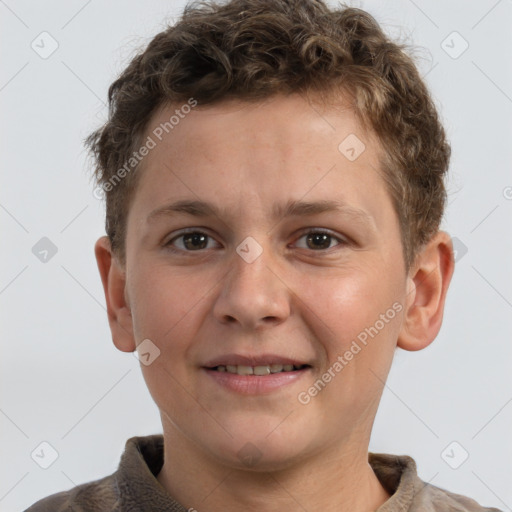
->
[145, 94, 376, 164]
[128, 94, 391, 229]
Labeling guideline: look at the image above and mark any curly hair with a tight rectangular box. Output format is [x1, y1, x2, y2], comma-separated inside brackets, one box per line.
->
[85, 0, 450, 272]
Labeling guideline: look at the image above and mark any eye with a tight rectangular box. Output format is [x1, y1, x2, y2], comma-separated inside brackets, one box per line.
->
[164, 228, 346, 253]
[293, 229, 345, 251]
[165, 230, 219, 252]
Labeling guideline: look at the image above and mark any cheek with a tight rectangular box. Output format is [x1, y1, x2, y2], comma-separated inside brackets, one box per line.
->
[129, 267, 208, 413]
[128, 263, 205, 348]
[298, 267, 403, 359]
[298, 272, 403, 419]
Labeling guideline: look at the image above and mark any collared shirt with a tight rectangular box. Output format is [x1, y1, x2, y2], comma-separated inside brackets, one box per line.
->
[25, 434, 502, 511]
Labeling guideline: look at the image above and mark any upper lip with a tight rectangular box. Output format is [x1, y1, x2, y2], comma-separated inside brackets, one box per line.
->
[203, 354, 311, 368]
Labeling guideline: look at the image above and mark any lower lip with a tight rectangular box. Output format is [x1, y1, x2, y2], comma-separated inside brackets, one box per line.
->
[203, 367, 310, 395]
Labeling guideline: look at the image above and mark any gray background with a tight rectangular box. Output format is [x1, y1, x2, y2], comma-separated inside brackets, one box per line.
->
[1, 0, 511, 510]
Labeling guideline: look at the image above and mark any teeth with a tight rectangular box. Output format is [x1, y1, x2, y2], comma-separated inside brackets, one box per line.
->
[215, 364, 305, 375]
[253, 366, 270, 376]
[237, 365, 253, 375]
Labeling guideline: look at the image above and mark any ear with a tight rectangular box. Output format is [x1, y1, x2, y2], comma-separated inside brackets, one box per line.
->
[397, 231, 455, 351]
[94, 236, 136, 352]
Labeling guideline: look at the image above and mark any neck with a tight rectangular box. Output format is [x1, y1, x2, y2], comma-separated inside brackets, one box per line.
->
[156, 429, 391, 512]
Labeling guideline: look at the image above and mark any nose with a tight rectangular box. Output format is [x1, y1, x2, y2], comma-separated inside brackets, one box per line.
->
[212, 242, 291, 330]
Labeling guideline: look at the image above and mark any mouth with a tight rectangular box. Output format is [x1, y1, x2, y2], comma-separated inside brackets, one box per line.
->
[209, 364, 310, 376]
[202, 356, 312, 394]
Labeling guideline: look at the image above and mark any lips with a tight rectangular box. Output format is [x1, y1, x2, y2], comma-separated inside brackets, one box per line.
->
[201, 354, 312, 394]
[203, 358, 311, 395]
[213, 363, 308, 376]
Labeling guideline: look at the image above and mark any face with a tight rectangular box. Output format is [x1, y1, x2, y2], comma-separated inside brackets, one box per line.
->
[120, 94, 410, 469]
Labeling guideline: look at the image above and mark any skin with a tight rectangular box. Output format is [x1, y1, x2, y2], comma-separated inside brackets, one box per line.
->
[95, 93, 454, 512]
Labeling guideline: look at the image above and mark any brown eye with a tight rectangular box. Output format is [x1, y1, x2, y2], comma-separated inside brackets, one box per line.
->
[182, 232, 208, 250]
[294, 230, 344, 251]
[306, 232, 332, 250]
[166, 231, 217, 251]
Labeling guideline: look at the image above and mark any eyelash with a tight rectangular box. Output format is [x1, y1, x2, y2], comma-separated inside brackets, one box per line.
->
[163, 228, 347, 254]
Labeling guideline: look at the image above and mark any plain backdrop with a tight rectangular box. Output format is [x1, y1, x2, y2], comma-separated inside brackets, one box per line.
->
[1, 0, 511, 510]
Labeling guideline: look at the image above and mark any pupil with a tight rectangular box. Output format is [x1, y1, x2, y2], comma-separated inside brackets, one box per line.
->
[308, 233, 330, 250]
[184, 233, 207, 250]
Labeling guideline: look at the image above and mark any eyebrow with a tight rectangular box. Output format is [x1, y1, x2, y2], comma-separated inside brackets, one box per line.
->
[146, 199, 375, 228]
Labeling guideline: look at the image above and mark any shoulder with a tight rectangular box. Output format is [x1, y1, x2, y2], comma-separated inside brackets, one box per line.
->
[415, 482, 503, 512]
[23, 434, 166, 512]
[24, 473, 120, 512]
[369, 452, 502, 512]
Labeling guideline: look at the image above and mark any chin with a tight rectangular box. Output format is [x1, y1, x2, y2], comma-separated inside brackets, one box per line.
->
[214, 442, 309, 473]
[204, 421, 316, 472]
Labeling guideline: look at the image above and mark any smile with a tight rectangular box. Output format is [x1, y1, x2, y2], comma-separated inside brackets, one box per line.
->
[212, 364, 308, 375]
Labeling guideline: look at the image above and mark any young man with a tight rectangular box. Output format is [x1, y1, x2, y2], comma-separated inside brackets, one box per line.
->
[26, 0, 502, 510]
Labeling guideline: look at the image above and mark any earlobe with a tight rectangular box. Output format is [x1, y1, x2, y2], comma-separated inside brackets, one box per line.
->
[94, 236, 136, 353]
[397, 231, 455, 351]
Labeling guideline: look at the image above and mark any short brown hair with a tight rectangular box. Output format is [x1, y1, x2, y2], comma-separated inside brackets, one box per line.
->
[85, 0, 450, 271]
